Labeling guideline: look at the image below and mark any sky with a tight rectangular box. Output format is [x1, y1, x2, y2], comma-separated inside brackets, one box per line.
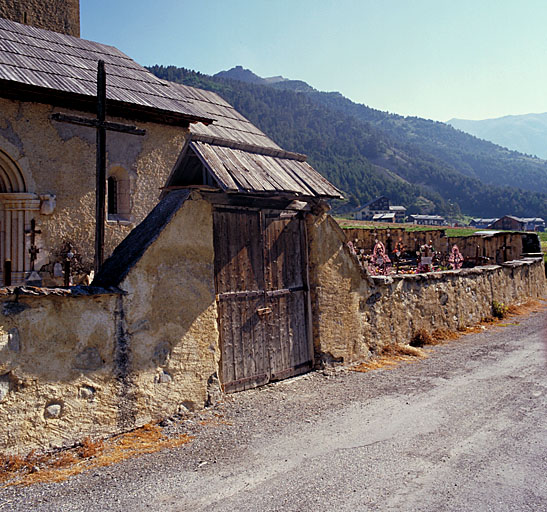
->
[80, 0, 547, 122]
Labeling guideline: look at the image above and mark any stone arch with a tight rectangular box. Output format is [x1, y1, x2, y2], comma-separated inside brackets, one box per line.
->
[0, 149, 26, 192]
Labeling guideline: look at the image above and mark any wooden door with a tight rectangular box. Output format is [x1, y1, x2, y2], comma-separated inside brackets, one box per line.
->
[213, 207, 311, 393]
[263, 211, 312, 381]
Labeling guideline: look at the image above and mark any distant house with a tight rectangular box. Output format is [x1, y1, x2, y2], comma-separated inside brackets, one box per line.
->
[389, 205, 407, 223]
[488, 216, 545, 232]
[470, 218, 498, 229]
[409, 214, 445, 226]
[522, 218, 545, 232]
[372, 212, 396, 223]
[356, 196, 406, 222]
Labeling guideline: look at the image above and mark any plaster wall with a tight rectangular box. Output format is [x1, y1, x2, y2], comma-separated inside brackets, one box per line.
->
[0, 98, 188, 279]
[117, 196, 219, 427]
[0, 196, 218, 455]
[0, 291, 120, 454]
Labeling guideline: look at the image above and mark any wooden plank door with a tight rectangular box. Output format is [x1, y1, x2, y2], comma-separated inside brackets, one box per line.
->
[213, 208, 268, 393]
[263, 211, 312, 382]
[213, 207, 311, 393]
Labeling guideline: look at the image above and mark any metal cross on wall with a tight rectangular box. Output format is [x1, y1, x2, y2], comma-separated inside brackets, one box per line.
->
[51, 60, 146, 273]
[25, 218, 41, 271]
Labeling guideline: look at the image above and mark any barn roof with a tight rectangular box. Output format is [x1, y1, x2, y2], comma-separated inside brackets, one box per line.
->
[168, 85, 343, 199]
[0, 18, 213, 126]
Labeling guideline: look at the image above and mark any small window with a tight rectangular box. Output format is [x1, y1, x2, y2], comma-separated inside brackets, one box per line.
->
[107, 176, 118, 215]
[107, 167, 132, 222]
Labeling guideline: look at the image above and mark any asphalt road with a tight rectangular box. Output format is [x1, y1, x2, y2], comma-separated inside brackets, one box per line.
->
[2, 307, 546, 512]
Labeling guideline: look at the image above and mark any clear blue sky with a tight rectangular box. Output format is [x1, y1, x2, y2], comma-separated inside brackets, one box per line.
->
[80, 0, 547, 122]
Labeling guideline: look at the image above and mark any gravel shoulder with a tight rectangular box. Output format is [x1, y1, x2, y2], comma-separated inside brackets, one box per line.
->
[1, 306, 546, 512]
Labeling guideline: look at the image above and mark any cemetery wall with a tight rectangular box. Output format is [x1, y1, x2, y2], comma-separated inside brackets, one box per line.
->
[1, 205, 544, 455]
[344, 227, 524, 263]
[0, 198, 218, 455]
[308, 212, 546, 365]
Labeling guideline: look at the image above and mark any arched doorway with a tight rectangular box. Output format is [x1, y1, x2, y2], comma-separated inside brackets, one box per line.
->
[0, 150, 40, 285]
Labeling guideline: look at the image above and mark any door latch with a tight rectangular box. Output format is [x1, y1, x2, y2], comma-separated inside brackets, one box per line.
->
[256, 307, 272, 316]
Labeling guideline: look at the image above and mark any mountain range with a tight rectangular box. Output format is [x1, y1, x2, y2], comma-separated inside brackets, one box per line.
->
[448, 113, 547, 160]
[148, 64, 547, 220]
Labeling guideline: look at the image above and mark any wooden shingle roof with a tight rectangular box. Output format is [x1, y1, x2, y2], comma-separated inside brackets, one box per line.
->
[0, 18, 213, 125]
[169, 85, 343, 199]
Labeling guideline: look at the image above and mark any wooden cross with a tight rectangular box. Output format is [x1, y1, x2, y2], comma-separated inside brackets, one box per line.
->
[25, 218, 41, 270]
[51, 60, 146, 273]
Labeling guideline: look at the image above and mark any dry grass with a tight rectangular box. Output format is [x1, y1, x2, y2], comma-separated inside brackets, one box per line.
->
[352, 343, 427, 373]
[0, 423, 193, 488]
[351, 299, 545, 374]
[506, 299, 545, 316]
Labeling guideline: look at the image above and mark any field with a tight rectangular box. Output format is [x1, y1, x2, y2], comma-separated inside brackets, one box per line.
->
[335, 218, 481, 238]
[539, 232, 547, 263]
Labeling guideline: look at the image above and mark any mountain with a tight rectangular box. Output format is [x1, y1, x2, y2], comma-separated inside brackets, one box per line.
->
[148, 65, 547, 220]
[214, 65, 264, 84]
[447, 113, 547, 160]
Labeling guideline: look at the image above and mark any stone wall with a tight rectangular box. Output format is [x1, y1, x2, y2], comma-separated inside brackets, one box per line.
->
[0, 196, 219, 455]
[1, 205, 544, 455]
[0, 98, 188, 282]
[0, 0, 80, 36]
[309, 212, 547, 364]
[0, 289, 119, 454]
[364, 259, 546, 351]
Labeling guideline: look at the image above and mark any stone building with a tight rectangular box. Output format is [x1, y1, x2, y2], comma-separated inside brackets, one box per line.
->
[0, 17, 216, 285]
[0, 0, 80, 36]
[356, 196, 406, 222]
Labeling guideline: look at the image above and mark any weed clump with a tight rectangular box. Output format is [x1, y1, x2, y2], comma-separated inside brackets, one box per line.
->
[492, 300, 508, 319]
[409, 328, 434, 347]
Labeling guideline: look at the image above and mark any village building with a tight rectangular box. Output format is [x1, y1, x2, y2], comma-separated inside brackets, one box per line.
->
[372, 212, 396, 223]
[470, 218, 499, 229]
[408, 214, 446, 226]
[0, 16, 219, 285]
[488, 215, 545, 232]
[356, 196, 406, 222]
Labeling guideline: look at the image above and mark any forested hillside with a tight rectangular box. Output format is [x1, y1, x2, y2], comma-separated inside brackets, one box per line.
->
[448, 113, 547, 160]
[148, 65, 547, 220]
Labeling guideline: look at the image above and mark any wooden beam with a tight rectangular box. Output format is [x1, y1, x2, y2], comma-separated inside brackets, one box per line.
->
[50, 113, 146, 135]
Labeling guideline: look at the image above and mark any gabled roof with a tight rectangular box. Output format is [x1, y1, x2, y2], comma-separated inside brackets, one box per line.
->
[93, 190, 191, 287]
[471, 218, 498, 224]
[494, 215, 526, 224]
[357, 196, 389, 211]
[0, 18, 213, 126]
[167, 85, 343, 199]
[410, 214, 445, 220]
[372, 213, 395, 221]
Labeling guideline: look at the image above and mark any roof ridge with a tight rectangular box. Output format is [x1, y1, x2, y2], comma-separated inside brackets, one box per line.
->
[191, 136, 307, 161]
